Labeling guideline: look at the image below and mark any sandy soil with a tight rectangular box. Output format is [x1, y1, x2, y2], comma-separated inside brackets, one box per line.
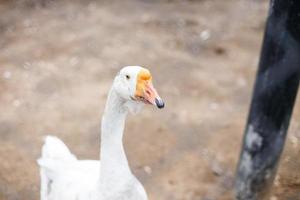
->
[0, 0, 299, 199]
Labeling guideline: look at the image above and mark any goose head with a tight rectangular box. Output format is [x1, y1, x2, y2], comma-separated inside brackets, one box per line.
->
[113, 66, 164, 113]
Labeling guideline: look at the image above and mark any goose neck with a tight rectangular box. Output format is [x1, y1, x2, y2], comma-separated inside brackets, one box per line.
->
[99, 88, 131, 183]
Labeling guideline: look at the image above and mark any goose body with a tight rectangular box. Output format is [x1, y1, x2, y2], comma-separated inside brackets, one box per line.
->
[38, 66, 164, 200]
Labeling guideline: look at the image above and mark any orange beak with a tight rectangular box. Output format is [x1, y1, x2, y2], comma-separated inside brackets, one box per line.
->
[143, 81, 165, 109]
[135, 69, 165, 109]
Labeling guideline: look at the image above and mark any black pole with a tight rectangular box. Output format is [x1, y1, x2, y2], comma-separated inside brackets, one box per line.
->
[235, 0, 300, 199]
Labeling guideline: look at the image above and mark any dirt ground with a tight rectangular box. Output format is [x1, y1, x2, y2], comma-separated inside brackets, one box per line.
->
[0, 0, 299, 199]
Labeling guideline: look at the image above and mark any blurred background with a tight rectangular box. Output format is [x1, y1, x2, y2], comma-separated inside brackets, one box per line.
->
[0, 0, 299, 199]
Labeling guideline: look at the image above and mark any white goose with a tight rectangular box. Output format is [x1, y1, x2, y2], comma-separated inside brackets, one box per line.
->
[38, 66, 164, 200]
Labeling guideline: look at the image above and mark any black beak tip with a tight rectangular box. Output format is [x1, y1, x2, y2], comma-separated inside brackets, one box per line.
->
[155, 98, 165, 109]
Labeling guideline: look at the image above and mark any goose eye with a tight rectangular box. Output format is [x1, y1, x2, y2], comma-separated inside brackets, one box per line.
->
[126, 75, 130, 80]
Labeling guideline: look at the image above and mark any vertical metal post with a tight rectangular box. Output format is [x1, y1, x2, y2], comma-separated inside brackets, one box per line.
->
[235, 0, 300, 199]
